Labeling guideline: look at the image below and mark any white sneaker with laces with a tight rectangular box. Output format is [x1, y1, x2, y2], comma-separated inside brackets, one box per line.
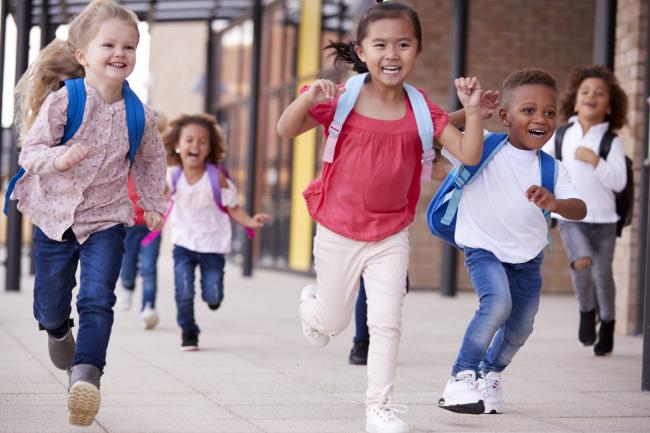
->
[140, 305, 159, 330]
[478, 371, 503, 414]
[366, 404, 409, 433]
[299, 285, 329, 347]
[438, 370, 485, 414]
[116, 287, 133, 311]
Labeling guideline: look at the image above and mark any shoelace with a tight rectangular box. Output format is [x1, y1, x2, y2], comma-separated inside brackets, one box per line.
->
[373, 385, 408, 422]
[483, 377, 501, 396]
[457, 372, 477, 389]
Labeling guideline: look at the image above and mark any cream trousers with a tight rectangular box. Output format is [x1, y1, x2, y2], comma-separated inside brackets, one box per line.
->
[300, 224, 410, 407]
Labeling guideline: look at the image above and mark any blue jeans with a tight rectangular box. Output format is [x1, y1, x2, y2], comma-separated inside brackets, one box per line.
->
[32, 225, 125, 371]
[452, 247, 543, 376]
[119, 224, 161, 310]
[173, 245, 225, 334]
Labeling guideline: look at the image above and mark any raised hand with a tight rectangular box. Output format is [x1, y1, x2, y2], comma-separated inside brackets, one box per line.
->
[526, 185, 557, 212]
[305, 79, 345, 104]
[574, 146, 599, 167]
[455, 76, 482, 110]
[479, 90, 500, 119]
[53, 143, 89, 171]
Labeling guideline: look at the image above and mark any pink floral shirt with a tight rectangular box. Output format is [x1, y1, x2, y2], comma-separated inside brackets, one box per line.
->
[14, 82, 167, 244]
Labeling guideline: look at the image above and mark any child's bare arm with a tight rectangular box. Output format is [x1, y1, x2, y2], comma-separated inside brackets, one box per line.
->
[227, 206, 272, 229]
[277, 79, 343, 139]
[526, 185, 587, 221]
[437, 77, 484, 166]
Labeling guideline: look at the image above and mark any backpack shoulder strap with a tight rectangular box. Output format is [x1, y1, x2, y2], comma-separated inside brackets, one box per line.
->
[403, 83, 435, 180]
[205, 163, 226, 211]
[599, 129, 617, 160]
[322, 73, 367, 163]
[122, 81, 146, 163]
[61, 78, 86, 145]
[453, 132, 508, 189]
[554, 123, 572, 161]
[438, 133, 507, 226]
[170, 165, 183, 196]
[538, 150, 558, 221]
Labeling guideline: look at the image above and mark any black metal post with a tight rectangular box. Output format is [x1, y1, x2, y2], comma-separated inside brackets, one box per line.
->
[440, 0, 468, 297]
[40, 0, 54, 48]
[204, 20, 215, 113]
[640, 0, 650, 393]
[0, 0, 9, 192]
[242, 0, 262, 277]
[6, 0, 32, 291]
[593, 0, 617, 70]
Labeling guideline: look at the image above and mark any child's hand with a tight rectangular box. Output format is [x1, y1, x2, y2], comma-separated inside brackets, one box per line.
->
[144, 211, 164, 231]
[53, 143, 89, 171]
[526, 185, 557, 212]
[248, 213, 272, 229]
[479, 90, 500, 119]
[305, 79, 345, 104]
[455, 76, 482, 110]
[575, 146, 600, 167]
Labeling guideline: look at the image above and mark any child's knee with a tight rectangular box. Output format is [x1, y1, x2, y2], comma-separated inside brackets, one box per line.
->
[571, 257, 592, 270]
[319, 315, 351, 335]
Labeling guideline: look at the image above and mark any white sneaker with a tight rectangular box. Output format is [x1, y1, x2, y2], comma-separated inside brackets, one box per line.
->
[366, 405, 409, 433]
[299, 285, 330, 347]
[140, 306, 159, 330]
[438, 370, 485, 414]
[116, 287, 133, 311]
[478, 371, 503, 414]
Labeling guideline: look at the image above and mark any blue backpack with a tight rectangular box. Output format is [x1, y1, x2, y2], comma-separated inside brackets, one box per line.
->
[324, 72, 436, 180]
[426, 133, 558, 249]
[3, 78, 145, 215]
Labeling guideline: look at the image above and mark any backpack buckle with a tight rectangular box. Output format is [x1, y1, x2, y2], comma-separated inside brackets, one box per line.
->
[323, 123, 341, 163]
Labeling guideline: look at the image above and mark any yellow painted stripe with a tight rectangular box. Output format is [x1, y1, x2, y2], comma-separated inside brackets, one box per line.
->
[289, 0, 322, 271]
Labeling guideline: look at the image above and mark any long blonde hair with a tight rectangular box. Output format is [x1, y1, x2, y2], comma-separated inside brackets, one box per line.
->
[14, 0, 139, 139]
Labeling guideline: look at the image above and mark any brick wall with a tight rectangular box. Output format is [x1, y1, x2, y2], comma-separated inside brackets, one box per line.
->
[614, 0, 647, 334]
[407, 0, 595, 292]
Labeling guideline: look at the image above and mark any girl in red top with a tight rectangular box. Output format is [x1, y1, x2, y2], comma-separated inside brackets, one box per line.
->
[277, 3, 483, 432]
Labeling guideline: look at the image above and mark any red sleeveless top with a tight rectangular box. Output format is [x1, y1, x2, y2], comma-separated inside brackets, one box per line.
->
[302, 85, 448, 241]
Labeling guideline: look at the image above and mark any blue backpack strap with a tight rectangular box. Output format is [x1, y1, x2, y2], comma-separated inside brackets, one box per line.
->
[322, 73, 366, 163]
[538, 149, 558, 250]
[403, 84, 435, 181]
[122, 81, 145, 163]
[440, 133, 508, 225]
[4, 78, 87, 215]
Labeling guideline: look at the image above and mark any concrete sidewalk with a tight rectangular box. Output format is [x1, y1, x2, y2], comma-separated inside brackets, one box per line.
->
[1, 250, 649, 433]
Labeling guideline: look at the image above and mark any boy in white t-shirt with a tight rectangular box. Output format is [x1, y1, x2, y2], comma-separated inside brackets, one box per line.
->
[437, 69, 587, 415]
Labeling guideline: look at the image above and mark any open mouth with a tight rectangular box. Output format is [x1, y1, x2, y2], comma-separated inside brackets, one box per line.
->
[381, 66, 401, 75]
[107, 62, 126, 69]
[528, 128, 546, 138]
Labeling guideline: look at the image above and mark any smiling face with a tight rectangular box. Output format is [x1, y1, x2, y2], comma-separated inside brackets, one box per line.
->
[176, 123, 211, 169]
[500, 84, 558, 151]
[355, 17, 419, 88]
[574, 77, 610, 125]
[77, 18, 138, 87]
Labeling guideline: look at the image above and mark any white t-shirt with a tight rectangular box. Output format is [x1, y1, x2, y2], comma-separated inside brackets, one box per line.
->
[167, 167, 239, 254]
[541, 117, 626, 223]
[442, 139, 580, 263]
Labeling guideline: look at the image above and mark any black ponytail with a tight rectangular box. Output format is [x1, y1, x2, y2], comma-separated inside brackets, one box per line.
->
[325, 40, 368, 73]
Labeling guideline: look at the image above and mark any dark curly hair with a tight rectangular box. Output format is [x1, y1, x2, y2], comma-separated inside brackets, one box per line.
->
[501, 68, 557, 105]
[559, 64, 628, 131]
[163, 113, 226, 167]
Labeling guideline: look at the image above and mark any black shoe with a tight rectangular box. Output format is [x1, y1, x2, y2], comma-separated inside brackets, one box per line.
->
[181, 330, 199, 352]
[578, 309, 596, 346]
[348, 341, 369, 365]
[594, 320, 615, 356]
[208, 302, 221, 311]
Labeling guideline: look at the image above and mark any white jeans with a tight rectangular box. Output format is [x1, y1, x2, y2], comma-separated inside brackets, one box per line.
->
[300, 224, 410, 407]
